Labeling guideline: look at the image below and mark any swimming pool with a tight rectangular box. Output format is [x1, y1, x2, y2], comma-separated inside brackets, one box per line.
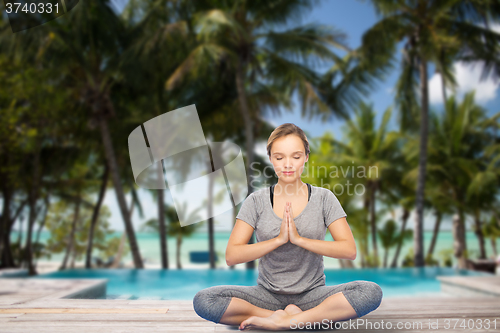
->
[30, 267, 491, 300]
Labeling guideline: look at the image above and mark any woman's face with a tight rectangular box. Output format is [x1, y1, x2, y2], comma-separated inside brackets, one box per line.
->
[269, 134, 309, 184]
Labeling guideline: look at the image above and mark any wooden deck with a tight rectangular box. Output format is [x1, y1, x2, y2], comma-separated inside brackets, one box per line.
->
[0, 278, 499, 332]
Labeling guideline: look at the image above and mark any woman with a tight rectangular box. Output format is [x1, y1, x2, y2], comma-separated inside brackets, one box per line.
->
[193, 123, 383, 330]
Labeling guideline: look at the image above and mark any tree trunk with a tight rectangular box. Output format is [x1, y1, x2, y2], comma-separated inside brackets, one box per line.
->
[85, 162, 109, 268]
[383, 248, 388, 268]
[339, 258, 354, 268]
[0, 187, 16, 268]
[70, 243, 77, 269]
[97, 114, 144, 269]
[110, 232, 126, 268]
[229, 205, 237, 270]
[176, 234, 182, 269]
[235, 58, 256, 269]
[473, 212, 486, 259]
[207, 158, 215, 269]
[25, 139, 42, 276]
[158, 190, 167, 269]
[35, 195, 50, 250]
[158, 187, 168, 269]
[452, 211, 467, 269]
[0, 187, 9, 264]
[391, 208, 409, 268]
[490, 238, 497, 257]
[60, 197, 81, 270]
[33, 195, 51, 268]
[362, 191, 370, 268]
[414, 56, 429, 267]
[370, 181, 379, 266]
[427, 210, 442, 259]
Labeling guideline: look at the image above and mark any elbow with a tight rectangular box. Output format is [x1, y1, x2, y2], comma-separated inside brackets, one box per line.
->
[225, 250, 236, 266]
[348, 246, 357, 261]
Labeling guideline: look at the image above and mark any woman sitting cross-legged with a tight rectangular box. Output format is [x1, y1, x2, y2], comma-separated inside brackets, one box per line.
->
[193, 123, 383, 331]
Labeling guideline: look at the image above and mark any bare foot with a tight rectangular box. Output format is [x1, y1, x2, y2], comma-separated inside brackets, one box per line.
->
[284, 304, 303, 315]
[239, 309, 290, 331]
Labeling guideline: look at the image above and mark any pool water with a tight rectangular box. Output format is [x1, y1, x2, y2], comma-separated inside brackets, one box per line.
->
[29, 267, 491, 300]
[30, 267, 491, 300]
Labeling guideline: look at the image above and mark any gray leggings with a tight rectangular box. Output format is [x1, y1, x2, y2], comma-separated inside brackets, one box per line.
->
[193, 280, 383, 324]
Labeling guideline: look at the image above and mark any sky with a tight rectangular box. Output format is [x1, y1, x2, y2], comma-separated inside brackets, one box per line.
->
[83, 1, 500, 233]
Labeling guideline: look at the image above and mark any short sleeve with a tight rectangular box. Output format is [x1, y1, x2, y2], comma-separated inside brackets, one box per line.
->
[323, 190, 347, 228]
[236, 193, 258, 229]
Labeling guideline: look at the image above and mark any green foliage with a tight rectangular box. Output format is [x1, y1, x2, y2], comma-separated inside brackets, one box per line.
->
[44, 200, 126, 263]
[364, 253, 379, 268]
[483, 216, 500, 240]
[401, 248, 414, 267]
[425, 253, 439, 267]
[10, 240, 50, 262]
[140, 204, 202, 237]
[438, 249, 454, 268]
[378, 219, 400, 249]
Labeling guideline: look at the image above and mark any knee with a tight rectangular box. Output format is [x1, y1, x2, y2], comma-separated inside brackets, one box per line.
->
[365, 281, 383, 308]
[192, 288, 212, 319]
[357, 281, 383, 312]
[192, 286, 228, 323]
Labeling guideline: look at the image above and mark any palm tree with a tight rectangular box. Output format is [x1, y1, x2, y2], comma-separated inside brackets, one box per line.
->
[424, 92, 500, 268]
[3, 0, 145, 269]
[166, 0, 352, 199]
[322, 101, 401, 266]
[146, 0, 382, 269]
[361, 0, 500, 266]
[378, 219, 412, 268]
[34, 0, 145, 268]
[142, 202, 202, 269]
[483, 216, 500, 258]
[166, 205, 201, 269]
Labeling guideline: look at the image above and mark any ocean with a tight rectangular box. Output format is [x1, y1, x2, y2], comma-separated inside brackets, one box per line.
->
[10, 230, 498, 269]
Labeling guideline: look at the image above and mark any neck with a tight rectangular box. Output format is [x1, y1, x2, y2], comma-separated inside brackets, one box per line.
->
[275, 179, 307, 197]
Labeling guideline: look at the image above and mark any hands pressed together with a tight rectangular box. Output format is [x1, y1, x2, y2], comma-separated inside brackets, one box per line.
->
[277, 202, 302, 246]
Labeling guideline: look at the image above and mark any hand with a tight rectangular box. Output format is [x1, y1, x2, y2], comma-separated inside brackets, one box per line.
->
[277, 202, 289, 245]
[287, 202, 301, 245]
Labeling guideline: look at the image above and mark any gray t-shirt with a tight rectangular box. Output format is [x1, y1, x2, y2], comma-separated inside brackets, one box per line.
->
[235, 184, 347, 294]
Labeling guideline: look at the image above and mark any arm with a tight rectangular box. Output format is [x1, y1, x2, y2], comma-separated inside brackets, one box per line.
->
[292, 217, 357, 260]
[225, 219, 285, 266]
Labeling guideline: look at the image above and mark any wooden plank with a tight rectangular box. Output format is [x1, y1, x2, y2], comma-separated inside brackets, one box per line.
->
[6, 313, 199, 321]
[0, 308, 168, 314]
[3, 321, 215, 327]
[0, 325, 217, 333]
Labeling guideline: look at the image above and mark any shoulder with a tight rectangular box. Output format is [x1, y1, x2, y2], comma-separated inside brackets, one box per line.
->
[311, 185, 331, 199]
[244, 187, 268, 205]
[311, 185, 341, 206]
[251, 186, 268, 197]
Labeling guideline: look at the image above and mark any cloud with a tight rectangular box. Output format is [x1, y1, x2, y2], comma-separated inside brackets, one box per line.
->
[491, 22, 500, 34]
[429, 22, 500, 105]
[254, 140, 268, 159]
[429, 61, 499, 105]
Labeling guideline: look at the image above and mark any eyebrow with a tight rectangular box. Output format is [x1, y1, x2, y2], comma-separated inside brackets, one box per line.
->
[272, 151, 304, 155]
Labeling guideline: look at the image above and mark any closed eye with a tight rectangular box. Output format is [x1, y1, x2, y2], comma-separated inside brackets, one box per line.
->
[276, 157, 300, 160]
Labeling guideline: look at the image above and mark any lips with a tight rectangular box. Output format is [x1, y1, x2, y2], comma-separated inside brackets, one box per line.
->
[283, 171, 294, 175]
